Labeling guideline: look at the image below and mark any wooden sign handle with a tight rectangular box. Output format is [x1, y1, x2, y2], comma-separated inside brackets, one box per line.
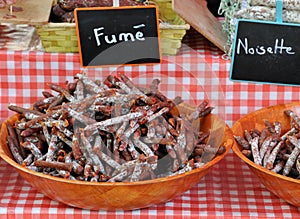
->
[172, 0, 227, 52]
[113, 0, 120, 7]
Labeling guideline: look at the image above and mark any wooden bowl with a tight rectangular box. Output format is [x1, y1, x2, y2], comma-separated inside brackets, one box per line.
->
[232, 101, 300, 207]
[0, 106, 233, 210]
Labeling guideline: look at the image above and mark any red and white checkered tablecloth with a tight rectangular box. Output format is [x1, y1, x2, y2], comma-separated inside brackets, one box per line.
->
[1, 29, 300, 218]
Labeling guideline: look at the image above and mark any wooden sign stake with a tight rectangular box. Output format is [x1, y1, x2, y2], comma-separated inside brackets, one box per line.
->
[113, 0, 119, 7]
[276, 0, 283, 23]
[172, 0, 227, 52]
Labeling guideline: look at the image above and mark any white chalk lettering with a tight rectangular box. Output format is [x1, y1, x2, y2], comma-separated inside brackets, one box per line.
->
[274, 39, 295, 54]
[236, 38, 248, 54]
[267, 47, 273, 54]
[248, 48, 254, 55]
[135, 31, 145, 41]
[94, 27, 104, 46]
[105, 35, 117, 44]
[133, 24, 145, 29]
[119, 33, 135, 42]
[93, 23, 146, 46]
[236, 38, 295, 55]
[256, 46, 265, 55]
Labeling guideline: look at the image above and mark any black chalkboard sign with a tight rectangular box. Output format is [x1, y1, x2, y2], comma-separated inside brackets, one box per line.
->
[74, 6, 161, 67]
[230, 20, 300, 85]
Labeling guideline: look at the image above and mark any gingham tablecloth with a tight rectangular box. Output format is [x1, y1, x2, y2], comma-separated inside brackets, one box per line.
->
[1, 29, 300, 218]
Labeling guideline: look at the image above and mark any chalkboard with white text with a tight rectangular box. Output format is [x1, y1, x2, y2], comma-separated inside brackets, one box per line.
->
[74, 6, 161, 67]
[230, 20, 300, 85]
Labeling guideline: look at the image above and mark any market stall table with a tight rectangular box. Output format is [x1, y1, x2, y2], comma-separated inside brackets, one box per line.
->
[1, 29, 300, 218]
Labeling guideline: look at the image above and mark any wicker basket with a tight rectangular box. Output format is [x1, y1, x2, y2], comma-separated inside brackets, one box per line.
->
[36, 0, 190, 55]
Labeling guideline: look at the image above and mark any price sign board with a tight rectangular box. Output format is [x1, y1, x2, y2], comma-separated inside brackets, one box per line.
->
[230, 19, 300, 85]
[74, 6, 161, 67]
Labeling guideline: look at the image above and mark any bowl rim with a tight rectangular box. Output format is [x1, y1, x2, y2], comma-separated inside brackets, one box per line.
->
[232, 101, 300, 184]
[0, 113, 233, 186]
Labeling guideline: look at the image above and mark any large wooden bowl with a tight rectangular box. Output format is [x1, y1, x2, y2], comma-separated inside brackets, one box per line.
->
[232, 101, 300, 207]
[0, 106, 233, 210]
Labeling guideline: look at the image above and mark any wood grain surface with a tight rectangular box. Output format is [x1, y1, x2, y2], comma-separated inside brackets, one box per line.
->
[0, 0, 53, 25]
[172, 0, 227, 52]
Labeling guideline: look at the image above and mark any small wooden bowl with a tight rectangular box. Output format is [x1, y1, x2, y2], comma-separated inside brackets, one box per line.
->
[232, 101, 300, 207]
[0, 105, 233, 210]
